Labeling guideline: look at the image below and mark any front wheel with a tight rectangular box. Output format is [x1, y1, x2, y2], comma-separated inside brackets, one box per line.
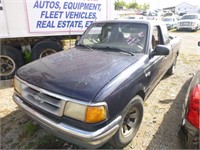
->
[110, 95, 144, 148]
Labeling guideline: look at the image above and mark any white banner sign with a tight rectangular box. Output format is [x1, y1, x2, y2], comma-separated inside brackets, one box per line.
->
[0, 0, 8, 37]
[25, 0, 108, 33]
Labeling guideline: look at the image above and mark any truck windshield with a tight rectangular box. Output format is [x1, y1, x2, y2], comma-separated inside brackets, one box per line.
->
[181, 15, 198, 20]
[77, 22, 148, 53]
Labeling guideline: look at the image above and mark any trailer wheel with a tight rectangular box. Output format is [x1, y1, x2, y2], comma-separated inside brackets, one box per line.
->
[0, 45, 24, 80]
[31, 41, 62, 61]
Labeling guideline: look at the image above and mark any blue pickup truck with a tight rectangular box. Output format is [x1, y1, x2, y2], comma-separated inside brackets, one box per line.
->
[13, 20, 181, 148]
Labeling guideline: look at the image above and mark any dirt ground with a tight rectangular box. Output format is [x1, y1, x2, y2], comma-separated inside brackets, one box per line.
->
[1, 31, 200, 149]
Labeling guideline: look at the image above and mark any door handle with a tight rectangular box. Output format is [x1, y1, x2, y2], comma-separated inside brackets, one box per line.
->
[144, 70, 151, 77]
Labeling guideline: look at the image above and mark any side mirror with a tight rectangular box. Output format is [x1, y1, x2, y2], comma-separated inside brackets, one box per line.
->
[198, 41, 200, 47]
[152, 45, 170, 56]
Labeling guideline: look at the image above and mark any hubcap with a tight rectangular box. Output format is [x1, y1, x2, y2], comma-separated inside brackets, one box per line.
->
[0, 55, 15, 76]
[121, 107, 139, 137]
[39, 49, 57, 58]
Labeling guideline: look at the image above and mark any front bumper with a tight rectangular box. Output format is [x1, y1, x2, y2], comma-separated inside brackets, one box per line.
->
[177, 25, 197, 31]
[13, 93, 121, 148]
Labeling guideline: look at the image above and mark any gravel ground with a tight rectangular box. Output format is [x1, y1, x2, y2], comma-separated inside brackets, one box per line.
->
[1, 31, 200, 149]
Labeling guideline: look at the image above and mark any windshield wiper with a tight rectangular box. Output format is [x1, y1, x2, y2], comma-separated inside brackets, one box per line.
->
[105, 46, 134, 56]
[77, 44, 93, 51]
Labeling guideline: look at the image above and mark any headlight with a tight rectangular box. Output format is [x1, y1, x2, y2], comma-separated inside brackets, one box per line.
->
[191, 22, 196, 26]
[64, 101, 108, 123]
[64, 102, 87, 121]
[14, 76, 21, 94]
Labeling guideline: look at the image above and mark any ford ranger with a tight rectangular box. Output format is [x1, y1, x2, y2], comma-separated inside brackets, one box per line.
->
[13, 20, 181, 148]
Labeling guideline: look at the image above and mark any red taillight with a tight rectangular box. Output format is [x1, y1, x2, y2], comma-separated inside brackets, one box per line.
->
[187, 84, 200, 129]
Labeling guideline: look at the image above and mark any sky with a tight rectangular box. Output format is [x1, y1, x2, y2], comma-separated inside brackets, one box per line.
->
[125, 0, 200, 9]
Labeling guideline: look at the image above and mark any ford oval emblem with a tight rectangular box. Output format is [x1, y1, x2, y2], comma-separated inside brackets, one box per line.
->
[34, 95, 44, 104]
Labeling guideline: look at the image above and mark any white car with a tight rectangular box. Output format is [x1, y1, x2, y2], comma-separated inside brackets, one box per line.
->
[126, 15, 146, 20]
[146, 11, 162, 20]
[177, 13, 200, 31]
[162, 16, 178, 30]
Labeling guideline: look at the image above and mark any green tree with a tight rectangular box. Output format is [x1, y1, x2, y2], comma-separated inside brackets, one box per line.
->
[137, 5, 142, 10]
[127, 2, 138, 10]
[141, 3, 150, 11]
[114, 0, 127, 10]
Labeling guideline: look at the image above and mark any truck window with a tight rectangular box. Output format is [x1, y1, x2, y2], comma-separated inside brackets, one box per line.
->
[160, 24, 170, 45]
[152, 26, 161, 49]
[152, 25, 169, 49]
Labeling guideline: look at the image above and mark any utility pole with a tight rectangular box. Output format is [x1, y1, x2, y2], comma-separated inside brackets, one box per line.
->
[157, 0, 160, 9]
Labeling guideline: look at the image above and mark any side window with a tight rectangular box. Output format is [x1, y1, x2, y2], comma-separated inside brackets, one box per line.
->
[152, 26, 160, 49]
[152, 25, 170, 50]
[160, 24, 170, 44]
[151, 25, 170, 50]
[152, 27, 159, 43]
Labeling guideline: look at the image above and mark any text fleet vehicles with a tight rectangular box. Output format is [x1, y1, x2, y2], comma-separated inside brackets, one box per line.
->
[0, 0, 114, 80]
[177, 13, 200, 31]
[13, 20, 181, 148]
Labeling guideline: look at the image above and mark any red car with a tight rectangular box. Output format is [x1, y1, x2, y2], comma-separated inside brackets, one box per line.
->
[179, 41, 200, 149]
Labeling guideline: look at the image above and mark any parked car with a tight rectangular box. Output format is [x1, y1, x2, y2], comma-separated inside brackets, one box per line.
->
[177, 13, 200, 31]
[126, 15, 146, 20]
[176, 13, 187, 21]
[13, 20, 181, 149]
[179, 12, 187, 17]
[163, 11, 175, 17]
[162, 16, 178, 30]
[146, 11, 162, 20]
[179, 41, 200, 149]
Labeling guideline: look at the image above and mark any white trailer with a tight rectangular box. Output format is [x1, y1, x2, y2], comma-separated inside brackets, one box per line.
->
[0, 0, 114, 80]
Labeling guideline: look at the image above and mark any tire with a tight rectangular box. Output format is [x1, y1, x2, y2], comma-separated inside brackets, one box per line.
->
[110, 95, 144, 148]
[0, 45, 24, 80]
[31, 41, 62, 61]
[167, 56, 177, 75]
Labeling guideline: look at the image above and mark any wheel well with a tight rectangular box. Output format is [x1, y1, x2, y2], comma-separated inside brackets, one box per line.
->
[136, 90, 145, 100]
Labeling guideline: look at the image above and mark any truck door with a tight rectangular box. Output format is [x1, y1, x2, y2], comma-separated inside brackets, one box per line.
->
[145, 25, 172, 95]
[153, 25, 172, 76]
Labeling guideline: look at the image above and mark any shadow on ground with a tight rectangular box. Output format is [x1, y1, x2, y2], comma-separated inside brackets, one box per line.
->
[146, 78, 192, 149]
[170, 29, 200, 33]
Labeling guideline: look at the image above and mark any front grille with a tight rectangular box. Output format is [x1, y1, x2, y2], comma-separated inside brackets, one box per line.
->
[21, 83, 66, 117]
[180, 22, 190, 26]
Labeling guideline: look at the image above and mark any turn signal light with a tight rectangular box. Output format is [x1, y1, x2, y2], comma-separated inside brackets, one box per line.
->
[187, 84, 200, 129]
[85, 106, 107, 123]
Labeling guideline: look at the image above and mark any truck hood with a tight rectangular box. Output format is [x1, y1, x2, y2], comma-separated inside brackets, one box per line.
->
[179, 19, 198, 23]
[17, 48, 138, 102]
